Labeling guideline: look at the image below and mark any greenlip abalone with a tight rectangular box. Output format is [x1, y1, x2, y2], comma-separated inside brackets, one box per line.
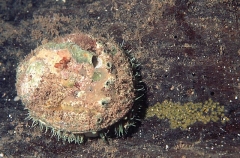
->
[16, 33, 142, 144]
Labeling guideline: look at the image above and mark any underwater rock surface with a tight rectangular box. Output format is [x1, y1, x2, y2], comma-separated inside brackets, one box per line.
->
[0, 0, 240, 157]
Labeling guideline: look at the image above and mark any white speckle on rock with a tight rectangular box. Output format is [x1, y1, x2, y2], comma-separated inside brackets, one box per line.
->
[14, 96, 20, 101]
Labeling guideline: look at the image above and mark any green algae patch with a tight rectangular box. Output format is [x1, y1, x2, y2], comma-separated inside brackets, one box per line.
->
[146, 99, 229, 130]
[43, 42, 94, 64]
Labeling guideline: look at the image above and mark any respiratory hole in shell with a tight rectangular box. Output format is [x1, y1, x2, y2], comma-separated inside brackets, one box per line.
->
[92, 56, 98, 68]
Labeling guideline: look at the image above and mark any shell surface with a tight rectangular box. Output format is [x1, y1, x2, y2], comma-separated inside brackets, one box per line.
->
[16, 33, 135, 142]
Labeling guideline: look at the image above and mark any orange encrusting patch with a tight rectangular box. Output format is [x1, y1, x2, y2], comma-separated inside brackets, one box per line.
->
[54, 57, 71, 69]
[54, 49, 72, 69]
[57, 49, 71, 60]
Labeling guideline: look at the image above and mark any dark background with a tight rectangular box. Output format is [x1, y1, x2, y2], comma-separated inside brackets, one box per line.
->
[0, 0, 240, 157]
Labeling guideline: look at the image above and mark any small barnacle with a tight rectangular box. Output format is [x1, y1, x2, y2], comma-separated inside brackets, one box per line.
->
[95, 114, 103, 125]
[104, 77, 116, 89]
[98, 97, 111, 107]
[106, 62, 112, 69]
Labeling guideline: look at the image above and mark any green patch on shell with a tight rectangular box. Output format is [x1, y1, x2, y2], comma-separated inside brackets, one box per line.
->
[92, 71, 102, 81]
[69, 46, 94, 64]
[43, 42, 94, 64]
[25, 60, 46, 87]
